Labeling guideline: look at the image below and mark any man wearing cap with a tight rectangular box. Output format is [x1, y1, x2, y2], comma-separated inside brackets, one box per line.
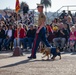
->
[28, 4, 51, 59]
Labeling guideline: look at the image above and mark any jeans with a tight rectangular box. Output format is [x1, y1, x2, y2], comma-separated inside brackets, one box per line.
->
[14, 38, 20, 48]
[14, 38, 25, 48]
[53, 37, 66, 48]
[24, 37, 34, 49]
[3, 37, 12, 49]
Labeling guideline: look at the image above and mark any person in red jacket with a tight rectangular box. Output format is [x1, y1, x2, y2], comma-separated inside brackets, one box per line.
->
[14, 23, 26, 48]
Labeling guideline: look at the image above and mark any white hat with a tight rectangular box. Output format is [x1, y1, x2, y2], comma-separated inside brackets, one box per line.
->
[37, 4, 44, 8]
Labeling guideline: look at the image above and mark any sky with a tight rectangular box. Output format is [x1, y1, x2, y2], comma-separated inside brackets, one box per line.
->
[0, 0, 76, 12]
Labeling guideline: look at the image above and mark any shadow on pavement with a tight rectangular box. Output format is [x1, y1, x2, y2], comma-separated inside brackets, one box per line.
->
[1, 51, 75, 68]
[0, 57, 56, 68]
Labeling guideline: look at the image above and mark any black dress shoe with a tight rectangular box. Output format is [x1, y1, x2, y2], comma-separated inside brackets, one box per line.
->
[28, 56, 36, 59]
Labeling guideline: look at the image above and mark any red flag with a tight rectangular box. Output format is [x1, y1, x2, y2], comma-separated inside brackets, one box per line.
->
[15, 0, 20, 13]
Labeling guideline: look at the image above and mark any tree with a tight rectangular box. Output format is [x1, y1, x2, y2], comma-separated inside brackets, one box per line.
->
[20, 1, 29, 12]
[40, 0, 51, 15]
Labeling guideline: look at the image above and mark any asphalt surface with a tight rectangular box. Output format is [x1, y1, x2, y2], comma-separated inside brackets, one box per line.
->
[0, 51, 76, 75]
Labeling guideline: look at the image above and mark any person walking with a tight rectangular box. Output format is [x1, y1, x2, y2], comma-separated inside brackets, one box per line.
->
[28, 4, 51, 59]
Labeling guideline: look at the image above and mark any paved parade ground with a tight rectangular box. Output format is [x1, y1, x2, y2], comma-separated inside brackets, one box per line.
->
[0, 51, 76, 75]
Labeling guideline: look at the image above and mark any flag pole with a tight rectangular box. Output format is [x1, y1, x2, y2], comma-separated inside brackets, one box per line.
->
[15, 0, 20, 47]
[13, 0, 23, 56]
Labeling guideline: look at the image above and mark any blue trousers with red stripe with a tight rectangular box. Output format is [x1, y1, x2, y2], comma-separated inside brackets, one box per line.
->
[31, 27, 51, 57]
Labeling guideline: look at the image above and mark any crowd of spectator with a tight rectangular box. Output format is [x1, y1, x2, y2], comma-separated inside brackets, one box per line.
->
[0, 11, 36, 51]
[47, 10, 76, 52]
[0, 10, 76, 52]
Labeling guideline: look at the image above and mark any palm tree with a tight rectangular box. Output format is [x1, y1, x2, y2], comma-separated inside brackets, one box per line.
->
[40, 0, 51, 15]
[20, 1, 29, 12]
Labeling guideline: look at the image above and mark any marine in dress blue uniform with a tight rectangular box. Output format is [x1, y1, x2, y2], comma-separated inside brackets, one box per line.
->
[28, 4, 51, 59]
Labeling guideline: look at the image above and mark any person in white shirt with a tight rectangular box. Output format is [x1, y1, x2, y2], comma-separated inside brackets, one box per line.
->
[2, 25, 14, 50]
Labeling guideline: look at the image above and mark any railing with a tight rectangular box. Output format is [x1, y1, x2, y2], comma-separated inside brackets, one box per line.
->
[53, 5, 76, 17]
[30, 5, 76, 24]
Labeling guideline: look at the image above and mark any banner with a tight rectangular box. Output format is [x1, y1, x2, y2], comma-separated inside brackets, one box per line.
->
[15, 0, 20, 13]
